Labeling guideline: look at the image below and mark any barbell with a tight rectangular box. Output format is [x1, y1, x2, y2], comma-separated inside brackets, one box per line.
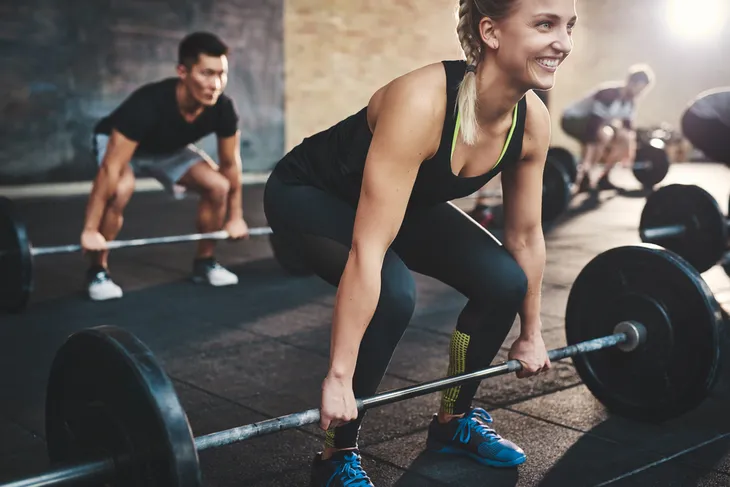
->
[639, 184, 729, 273]
[547, 147, 578, 184]
[0, 197, 312, 313]
[525, 140, 669, 224]
[548, 137, 671, 189]
[0, 244, 725, 487]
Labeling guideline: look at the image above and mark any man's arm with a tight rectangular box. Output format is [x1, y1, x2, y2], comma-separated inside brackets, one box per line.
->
[83, 130, 138, 231]
[584, 88, 619, 142]
[217, 130, 243, 221]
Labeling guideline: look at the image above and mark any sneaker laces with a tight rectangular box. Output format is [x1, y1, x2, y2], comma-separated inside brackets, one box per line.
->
[453, 408, 502, 445]
[327, 452, 372, 487]
[89, 269, 110, 284]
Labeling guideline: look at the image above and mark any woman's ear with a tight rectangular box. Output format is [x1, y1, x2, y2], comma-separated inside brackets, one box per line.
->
[479, 16, 499, 50]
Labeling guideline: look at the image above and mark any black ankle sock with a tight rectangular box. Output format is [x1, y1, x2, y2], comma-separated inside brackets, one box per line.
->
[87, 264, 107, 274]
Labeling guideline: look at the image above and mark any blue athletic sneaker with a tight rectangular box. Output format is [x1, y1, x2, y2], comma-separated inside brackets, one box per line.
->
[426, 407, 526, 467]
[309, 449, 375, 487]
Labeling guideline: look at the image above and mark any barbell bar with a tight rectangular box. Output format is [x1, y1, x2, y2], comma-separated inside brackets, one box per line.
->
[19, 228, 274, 258]
[0, 244, 725, 487]
[632, 160, 662, 170]
[196, 321, 643, 451]
[639, 184, 729, 273]
[0, 197, 312, 313]
[0, 322, 644, 487]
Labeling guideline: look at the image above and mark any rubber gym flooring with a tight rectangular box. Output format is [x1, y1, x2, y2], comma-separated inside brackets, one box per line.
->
[1, 163, 729, 486]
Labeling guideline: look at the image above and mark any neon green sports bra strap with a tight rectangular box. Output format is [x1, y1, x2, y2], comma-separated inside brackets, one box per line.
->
[451, 110, 461, 160]
[450, 103, 519, 167]
[494, 104, 519, 169]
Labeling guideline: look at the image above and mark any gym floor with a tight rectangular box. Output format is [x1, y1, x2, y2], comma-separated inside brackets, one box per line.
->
[1, 163, 729, 487]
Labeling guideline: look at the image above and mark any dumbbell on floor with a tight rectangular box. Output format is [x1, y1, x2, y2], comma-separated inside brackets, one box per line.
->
[639, 184, 729, 273]
[0, 197, 313, 313]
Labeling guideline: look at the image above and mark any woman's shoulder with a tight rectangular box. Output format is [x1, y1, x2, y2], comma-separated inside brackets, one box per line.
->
[522, 91, 551, 154]
[369, 62, 451, 113]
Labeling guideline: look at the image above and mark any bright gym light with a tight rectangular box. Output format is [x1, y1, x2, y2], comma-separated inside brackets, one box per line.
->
[666, 0, 727, 40]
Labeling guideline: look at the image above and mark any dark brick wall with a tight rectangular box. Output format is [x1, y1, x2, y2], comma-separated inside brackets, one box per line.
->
[0, 0, 284, 184]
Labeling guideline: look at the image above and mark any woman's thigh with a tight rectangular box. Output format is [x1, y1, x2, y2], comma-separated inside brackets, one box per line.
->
[392, 202, 527, 302]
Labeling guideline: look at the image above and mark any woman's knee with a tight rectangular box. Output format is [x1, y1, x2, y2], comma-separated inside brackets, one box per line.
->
[500, 262, 528, 309]
[471, 253, 528, 310]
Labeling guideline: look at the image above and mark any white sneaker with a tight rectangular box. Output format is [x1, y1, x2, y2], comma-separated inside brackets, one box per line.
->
[192, 258, 239, 287]
[87, 268, 123, 301]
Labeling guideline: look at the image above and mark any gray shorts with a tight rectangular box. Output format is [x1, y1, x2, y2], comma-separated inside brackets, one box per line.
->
[560, 116, 591, 143]
[93, 134, 212, 197]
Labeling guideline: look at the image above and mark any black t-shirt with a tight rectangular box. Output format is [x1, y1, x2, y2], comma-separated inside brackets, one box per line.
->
[94, 78, 239, 154]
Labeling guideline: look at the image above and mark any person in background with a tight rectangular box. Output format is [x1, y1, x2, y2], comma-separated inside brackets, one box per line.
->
[681, 87, 730, 165]
[560, 64, 654, 192]
[80, 32, 249, 301]
[263, 0, 577, 484]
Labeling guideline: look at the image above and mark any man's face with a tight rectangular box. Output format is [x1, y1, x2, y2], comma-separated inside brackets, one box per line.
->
[626, 79, 649, 98]
[178, 54, 229, 106]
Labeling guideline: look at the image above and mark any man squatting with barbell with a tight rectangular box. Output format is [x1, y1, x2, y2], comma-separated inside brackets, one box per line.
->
[80, 32, 249, 301]
[559, 64, 655, 193]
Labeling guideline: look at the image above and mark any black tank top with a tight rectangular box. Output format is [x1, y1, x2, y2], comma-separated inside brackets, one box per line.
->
[273, 60, 527, 208]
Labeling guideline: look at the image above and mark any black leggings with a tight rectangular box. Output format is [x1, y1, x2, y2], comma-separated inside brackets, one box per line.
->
[681, 110, 730, 164]
[263, 173, 528, 448]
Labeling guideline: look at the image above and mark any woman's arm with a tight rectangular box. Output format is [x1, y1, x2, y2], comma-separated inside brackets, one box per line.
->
[500, 91, 551, 339]
[327, 67, 443, 381]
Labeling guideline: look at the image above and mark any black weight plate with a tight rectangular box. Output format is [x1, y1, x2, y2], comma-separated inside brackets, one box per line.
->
[633, 142, 670, 188]
[0, 196, 32, 313]
[542, 156, 571, 222]
[566, 245, 722, 422]
[639, 184, 727, 273]
[269, 232, 313, 276]
[547, 146, 577, 184]
[46, 326, 201, 487]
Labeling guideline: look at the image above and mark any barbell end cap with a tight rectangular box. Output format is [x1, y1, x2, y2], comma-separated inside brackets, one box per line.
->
[614, 321, 646, 352]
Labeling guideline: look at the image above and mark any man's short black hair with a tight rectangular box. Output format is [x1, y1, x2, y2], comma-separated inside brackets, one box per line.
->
[627, 63, 654, 87]
[178, 32, 229, 68]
